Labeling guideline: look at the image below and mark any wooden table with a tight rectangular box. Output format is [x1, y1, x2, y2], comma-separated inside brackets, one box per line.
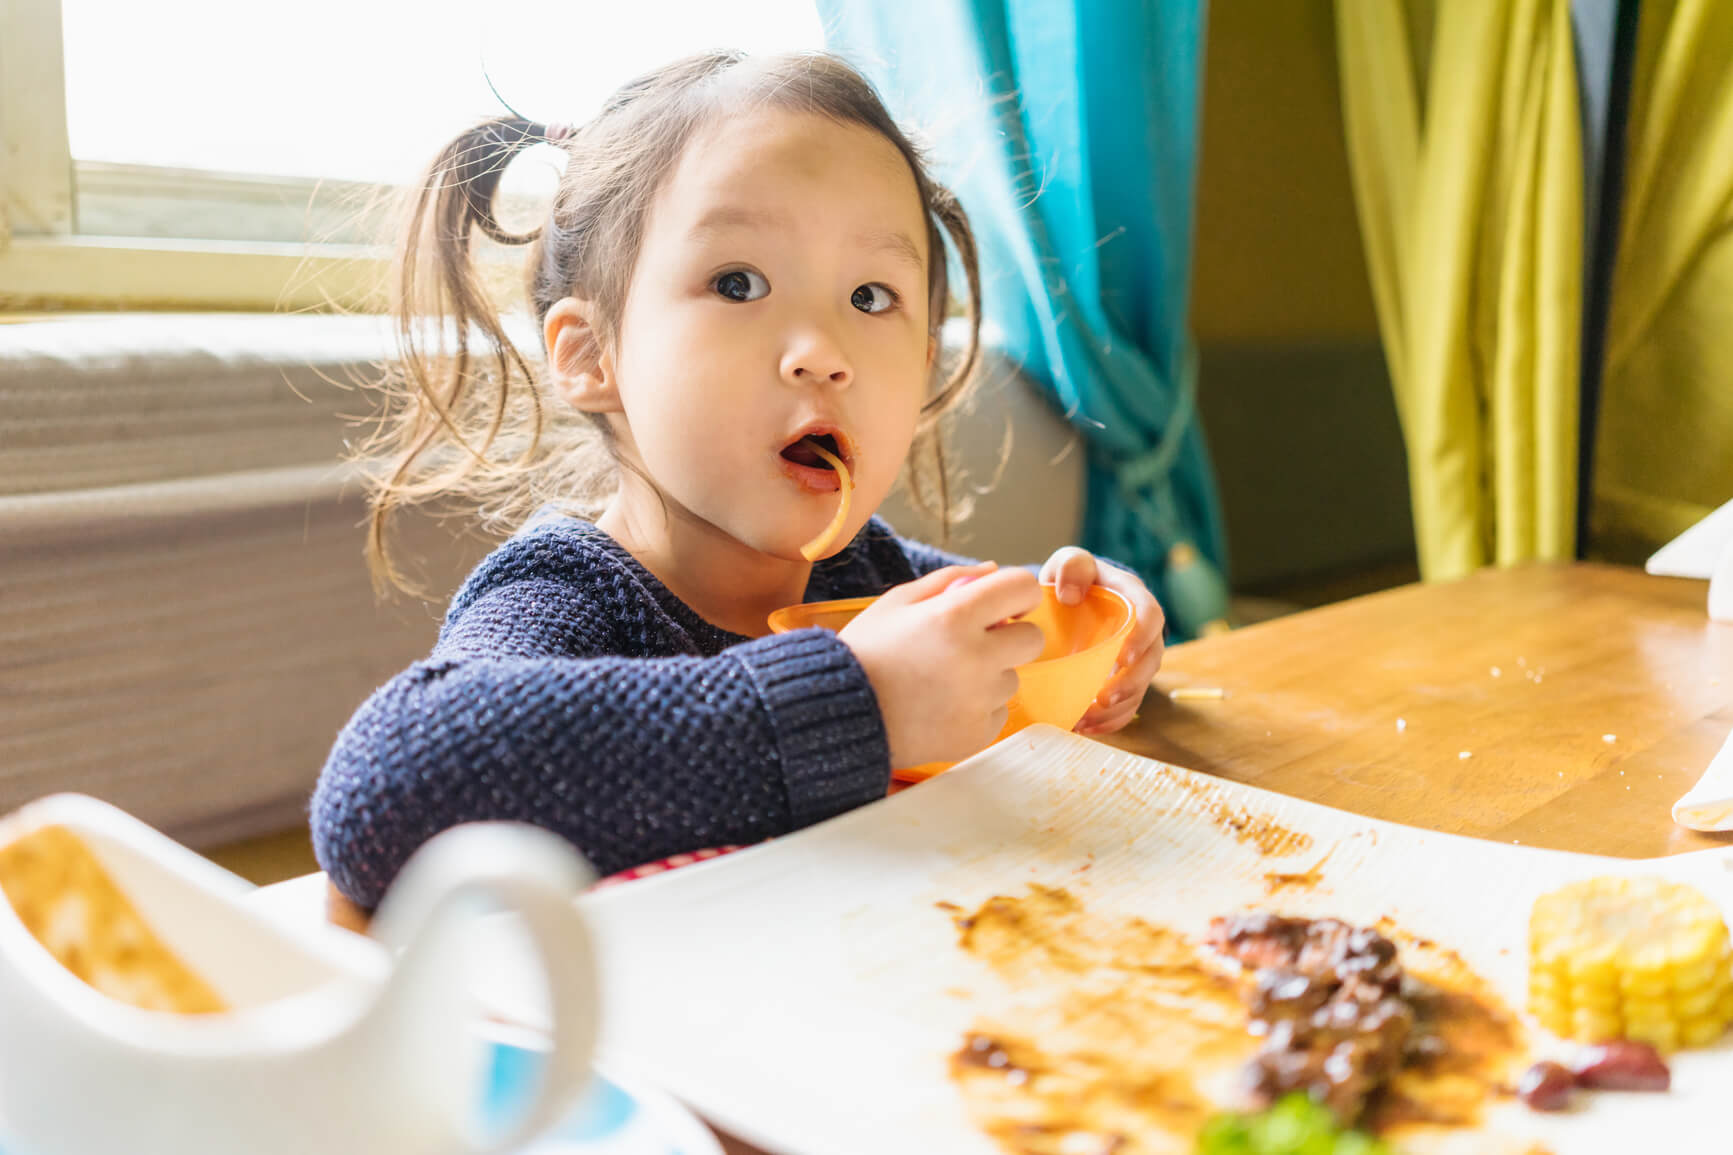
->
[291, 561, 1733, 1153]
[1108, 561, 1733, 859]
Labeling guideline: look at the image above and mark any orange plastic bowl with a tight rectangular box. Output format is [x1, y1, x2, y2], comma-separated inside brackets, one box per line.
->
[767, 584, 1136, 781]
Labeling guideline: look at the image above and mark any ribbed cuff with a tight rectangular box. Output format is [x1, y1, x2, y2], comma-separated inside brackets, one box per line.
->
[731, 627, 891, 826]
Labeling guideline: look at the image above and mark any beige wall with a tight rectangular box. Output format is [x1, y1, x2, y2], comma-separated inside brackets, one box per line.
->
[1193, 0, 1379, 344]
[1188, 0, 1415, 590]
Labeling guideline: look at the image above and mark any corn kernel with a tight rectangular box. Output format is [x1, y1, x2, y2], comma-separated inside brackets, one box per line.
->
[1624, 1019, 1681, 1053]
[1682, 1015, 1727, 1048]
[1528, 876, 1733, 1052]
[1570, 1005, 1624, 1042]
[1672, 983, 1721, 1019]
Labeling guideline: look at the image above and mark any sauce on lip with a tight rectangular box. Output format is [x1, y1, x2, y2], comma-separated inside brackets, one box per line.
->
[778, 432, 849, 494]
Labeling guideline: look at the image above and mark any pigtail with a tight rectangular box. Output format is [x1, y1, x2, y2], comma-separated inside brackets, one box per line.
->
[363, 116, 564, 596]
[922, 183, 983, 419]
[900, 181, 986, 543]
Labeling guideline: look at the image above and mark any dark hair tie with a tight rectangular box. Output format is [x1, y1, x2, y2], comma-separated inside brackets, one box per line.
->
[456, 116, 567, 246]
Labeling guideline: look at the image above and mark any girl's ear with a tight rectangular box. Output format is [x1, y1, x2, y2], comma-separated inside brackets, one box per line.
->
[544, 297, 620, 413]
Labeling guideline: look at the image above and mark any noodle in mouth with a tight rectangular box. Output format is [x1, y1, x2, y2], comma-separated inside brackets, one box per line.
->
[798, 439, 853, 560]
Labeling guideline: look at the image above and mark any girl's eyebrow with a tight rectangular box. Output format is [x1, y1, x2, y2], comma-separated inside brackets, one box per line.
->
[862, 228, 926, 274]
[689, 205, 785, 237]
[689, 206, 924, 273]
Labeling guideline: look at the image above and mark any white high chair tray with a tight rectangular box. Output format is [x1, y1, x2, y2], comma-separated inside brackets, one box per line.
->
[553, 724, 1733, 1153]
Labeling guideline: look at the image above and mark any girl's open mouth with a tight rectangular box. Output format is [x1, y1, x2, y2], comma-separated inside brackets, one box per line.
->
[779, 431, 850, 492]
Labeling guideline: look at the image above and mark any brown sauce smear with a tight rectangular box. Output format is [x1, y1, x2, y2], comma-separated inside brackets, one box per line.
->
[1133, 765, 1314, 859]
[1210, 804, 1314, 858]
[1261, 849, 1334, 895]
[949, 887, 1255, 1155]
[948, 889, 1525, 1153]
[1370, 920, 1526, 1135]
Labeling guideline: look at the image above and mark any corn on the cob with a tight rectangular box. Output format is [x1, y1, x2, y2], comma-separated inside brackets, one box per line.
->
[1529, 875, 1733, 1052]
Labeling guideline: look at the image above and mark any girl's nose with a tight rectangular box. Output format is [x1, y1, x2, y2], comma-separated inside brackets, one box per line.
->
[780, 329, 853, 388]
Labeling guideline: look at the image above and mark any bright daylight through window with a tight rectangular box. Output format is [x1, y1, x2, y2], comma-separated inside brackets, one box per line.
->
[57, 0, 825, 244]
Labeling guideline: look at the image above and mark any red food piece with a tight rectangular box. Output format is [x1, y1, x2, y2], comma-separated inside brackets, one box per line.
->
[1572, 1041, 1671, 1092]
[1517, 1061, 1575, 1111]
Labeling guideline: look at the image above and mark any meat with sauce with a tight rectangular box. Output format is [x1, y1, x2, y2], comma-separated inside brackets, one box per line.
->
[1207, 913, 1435, 1124]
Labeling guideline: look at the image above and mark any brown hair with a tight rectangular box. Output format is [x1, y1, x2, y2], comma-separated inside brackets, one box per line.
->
[360, 50, 983, 595]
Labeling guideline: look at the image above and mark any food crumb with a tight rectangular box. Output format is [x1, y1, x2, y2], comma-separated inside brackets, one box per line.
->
[1491, 666, 1502, 677]
[1460, 751, 1473, 760]
[1603, 734, 1617, 743]
[1396, 717, 1407, 732]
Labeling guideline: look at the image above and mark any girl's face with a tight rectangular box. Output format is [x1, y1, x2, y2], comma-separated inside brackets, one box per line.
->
[591, 106, 934, 563]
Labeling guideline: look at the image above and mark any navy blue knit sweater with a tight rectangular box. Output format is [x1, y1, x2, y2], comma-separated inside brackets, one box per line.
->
[310, 513, 972, 909]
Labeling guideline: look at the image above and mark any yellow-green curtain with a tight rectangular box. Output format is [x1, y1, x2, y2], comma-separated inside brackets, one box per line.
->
[1335, 0, 1582, 581]
[1592, 0, 1733, 561]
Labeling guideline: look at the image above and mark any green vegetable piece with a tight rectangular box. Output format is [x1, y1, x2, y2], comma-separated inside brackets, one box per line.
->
[1195, 1095, 1395, 1155]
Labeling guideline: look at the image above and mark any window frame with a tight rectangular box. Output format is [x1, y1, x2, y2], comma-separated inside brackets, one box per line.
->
[1, 0, 390, 312]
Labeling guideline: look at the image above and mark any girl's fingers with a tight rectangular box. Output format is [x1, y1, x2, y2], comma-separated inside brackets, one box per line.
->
[1134, 598, 1165, 643]
[988, 619, 1048, 667]
[1037, 546, 1084, 583]
[952, 565, 1042, 628]
[1124, 599, 1166, 656]
[1040, 547, 1098, 606]
[1088, 566, 1164, 661]
[885, 562, 997, 607]
[1092, 673, 1150, 714]
[1101, 634, 1162, 695]
[1116, 629, 1164, 679]
[1077, 697, 1140, 735]
[1079, 637, 1161, 731]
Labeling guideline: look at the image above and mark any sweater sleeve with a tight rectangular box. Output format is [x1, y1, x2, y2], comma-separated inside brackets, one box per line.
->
[310, 596, 890, 909]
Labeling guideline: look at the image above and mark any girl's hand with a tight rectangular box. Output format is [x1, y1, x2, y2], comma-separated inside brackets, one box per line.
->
[1038, 547, 1166, 735]
[838, 563, 1045, 767]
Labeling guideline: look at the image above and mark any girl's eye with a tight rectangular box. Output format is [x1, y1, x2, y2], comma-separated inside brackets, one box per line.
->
[851, 283, 898, 314]
[713, 269, 769, 302]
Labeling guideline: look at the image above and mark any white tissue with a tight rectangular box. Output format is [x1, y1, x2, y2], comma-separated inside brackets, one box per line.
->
[1647, 497, 1733, 623]
[1647, 497, 1733, 579]
[1711, 535, 1733, 623]
[1672, 724, 1733, 831]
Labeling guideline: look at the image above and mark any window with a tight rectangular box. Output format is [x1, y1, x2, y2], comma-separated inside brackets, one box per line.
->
[1, 0, 824, 311]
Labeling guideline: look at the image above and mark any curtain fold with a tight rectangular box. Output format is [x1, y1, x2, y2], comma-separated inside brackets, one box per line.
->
[818, 0, 1231, 637]
[1591, 0, 1733, 558]
[1336, 0, 1583, 581]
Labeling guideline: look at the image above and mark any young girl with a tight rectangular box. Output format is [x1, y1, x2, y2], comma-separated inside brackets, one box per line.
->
[311, 50, 1165, 910]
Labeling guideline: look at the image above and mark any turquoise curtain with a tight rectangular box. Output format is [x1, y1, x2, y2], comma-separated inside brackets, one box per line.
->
[819, 0, 1231, 637]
